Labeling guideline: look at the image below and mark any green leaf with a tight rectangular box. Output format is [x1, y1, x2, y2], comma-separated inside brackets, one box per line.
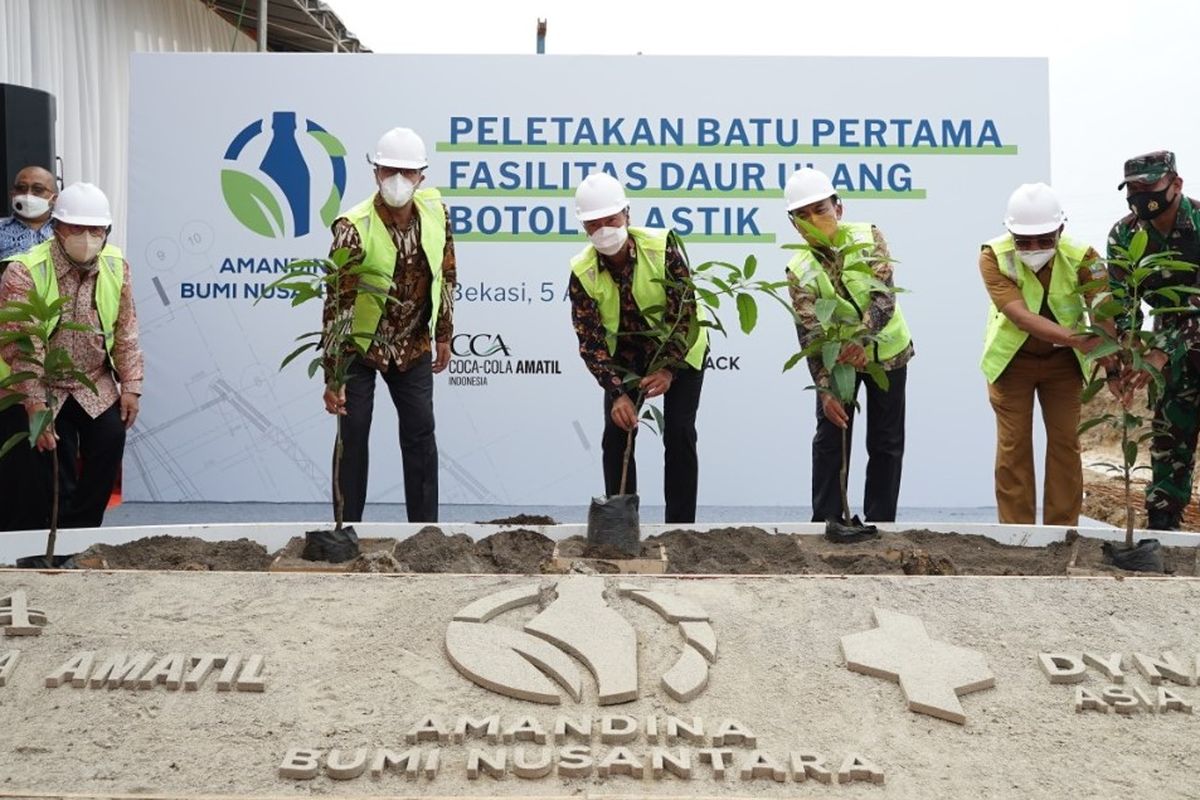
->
[696, 287, 720, 309]
[1127, 229, 1148, 263]
[28, 408, 51, 443]
[743, 254, 757, 279]
[279, 341, 318, 371]
[822, 342, 841, 372]
[831, 363, 856, 403]
[0, 430, 28, 460]
[864, 361, 889, 391]
[782, 352, 805, 372]
[814, 298, 838, 326]
[1076, 417, 1110, 435]
[645, 403, 665, 436]
[736, 293, 757, 334]
[1123, 440, 1138, 466]
[1086, 341, 1121, 361]
[1080, 378, 1106, 404]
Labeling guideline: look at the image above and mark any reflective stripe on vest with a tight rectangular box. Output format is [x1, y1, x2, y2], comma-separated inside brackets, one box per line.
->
[569, 227, 708, 370]
[0, 239, 124, 380]
[339, 189, 446, 352]
[785, 221, 912, 363]
[979, 233, 1091, 383]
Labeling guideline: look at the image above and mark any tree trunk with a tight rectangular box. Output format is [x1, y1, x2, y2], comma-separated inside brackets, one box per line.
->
[619, 428, 635, 496]
[45, 445, 59, 561]
[333, 413, 344, 531]
[1122, 423, 1134, 547]
[617, 390, 645, 496]
[839, 426, 851, 526]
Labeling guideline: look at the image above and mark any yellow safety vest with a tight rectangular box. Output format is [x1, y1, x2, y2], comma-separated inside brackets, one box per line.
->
[979, 234, 1091, 383]
[337, 189, 446, 352]
[569, 227, 707, 370]
[786, 221, 912, 363]
[0, 239, 124, 380]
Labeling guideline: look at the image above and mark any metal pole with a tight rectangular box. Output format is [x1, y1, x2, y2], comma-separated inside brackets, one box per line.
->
[536, 18, 546, 54]
[258, 0, 268, 52]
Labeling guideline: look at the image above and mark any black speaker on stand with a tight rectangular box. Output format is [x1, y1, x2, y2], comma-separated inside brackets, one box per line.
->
[0, 83, 57, 195]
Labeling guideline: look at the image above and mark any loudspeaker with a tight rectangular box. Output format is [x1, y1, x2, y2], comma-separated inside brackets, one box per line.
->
[0, 83, 56, 193]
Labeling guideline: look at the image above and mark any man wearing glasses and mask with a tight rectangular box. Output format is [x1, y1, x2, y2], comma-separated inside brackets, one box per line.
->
[0, 182, 143, 531]
[321, 127, 456, 524]
[1107, 151, 1200, 531]
[0, 165, 57, 263]
[979, 183, 1105, 526]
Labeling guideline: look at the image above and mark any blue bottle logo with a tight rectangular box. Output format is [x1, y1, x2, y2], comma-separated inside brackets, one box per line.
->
[221, 112, 347, 238]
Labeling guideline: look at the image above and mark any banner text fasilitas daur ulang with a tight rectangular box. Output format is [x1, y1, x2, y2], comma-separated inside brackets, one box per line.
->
[440, 115, 1010, 239]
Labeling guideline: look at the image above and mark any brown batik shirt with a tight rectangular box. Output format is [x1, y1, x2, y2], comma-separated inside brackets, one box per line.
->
[322, 194, 456, 381]
[568, 233, 696, 396]
[0, 240, 144, 418]
[787, 225, 914, 387]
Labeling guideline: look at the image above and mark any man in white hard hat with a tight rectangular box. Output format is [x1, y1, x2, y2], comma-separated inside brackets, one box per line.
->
[979, 182, 1105, 525]
[0, 165, 57, 263]
[568, 172, 707, 523]
[784, 167, 914, 524]
[0, 182, 143, 531]
[321, 127, 455, 523]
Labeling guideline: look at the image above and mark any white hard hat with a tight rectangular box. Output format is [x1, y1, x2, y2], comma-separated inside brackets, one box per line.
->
[574, 173, 628, 222]
[372, 127, 428, 169]
[1004, 182, 1066, 236]
[784, 168, 837, 211]
[51, 182, 112, 226]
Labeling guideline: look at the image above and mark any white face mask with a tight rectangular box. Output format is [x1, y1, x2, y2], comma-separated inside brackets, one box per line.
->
[12, 193, 51, 220]
[61, 231, 106, 266]
[589, 225, 628, 256]
[1018, 248, 1056, 272]
[379, 173, 416, 208]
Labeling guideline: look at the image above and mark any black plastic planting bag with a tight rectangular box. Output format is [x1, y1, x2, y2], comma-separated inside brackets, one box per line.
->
[301, 525, 360, 563]
[586, 494, 641, 557]
[1101, 538, 1164, 573]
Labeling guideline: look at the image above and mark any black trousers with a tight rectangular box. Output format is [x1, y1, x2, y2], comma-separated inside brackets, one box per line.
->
[53, 396, 126, 529]
[338, 355, 438, 523]
[0, 403, 48, 531]
[812, 365, 907, 523]
[602, 365, 704, 524]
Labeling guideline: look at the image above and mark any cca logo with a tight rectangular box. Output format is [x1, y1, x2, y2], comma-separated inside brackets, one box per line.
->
[451, 333, 511, 358]
[221, 111, 347, 239]
[445, 577, 717, 705]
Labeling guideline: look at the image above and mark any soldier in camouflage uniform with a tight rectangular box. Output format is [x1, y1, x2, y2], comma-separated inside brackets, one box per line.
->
[1107, 151, 1200, 530]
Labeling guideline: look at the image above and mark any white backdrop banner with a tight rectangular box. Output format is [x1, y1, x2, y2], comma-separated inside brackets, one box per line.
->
[126, 54, 1049, 508]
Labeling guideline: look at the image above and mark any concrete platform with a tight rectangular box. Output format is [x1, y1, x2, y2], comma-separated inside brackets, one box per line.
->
[1, 570, 1198, 797]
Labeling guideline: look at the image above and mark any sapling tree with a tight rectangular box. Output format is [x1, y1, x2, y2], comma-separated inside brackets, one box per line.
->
[781, 221, 902, 530]
[614, 243, 790, 495]
[0, 288, 99, 564]
[1075, 228, 1198, 549]
[260, 247, 395, 533]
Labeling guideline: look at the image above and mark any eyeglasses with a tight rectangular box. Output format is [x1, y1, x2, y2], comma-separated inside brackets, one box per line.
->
[11, 182, 53, 196]
[55, 222, 108, 236]
[1012, 234, 1058, 249]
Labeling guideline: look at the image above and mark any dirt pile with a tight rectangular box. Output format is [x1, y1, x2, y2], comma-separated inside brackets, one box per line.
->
[75, 536, 272, 571]
[30, 526, 1199, 577]
[391, 526, 555, 573]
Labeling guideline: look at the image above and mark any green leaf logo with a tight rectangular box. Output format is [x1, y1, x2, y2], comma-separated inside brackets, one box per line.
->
[221, 169, 286, 238]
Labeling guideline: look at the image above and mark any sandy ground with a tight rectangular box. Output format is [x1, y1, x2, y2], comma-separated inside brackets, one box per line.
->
[0, 571, 1198, 798]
